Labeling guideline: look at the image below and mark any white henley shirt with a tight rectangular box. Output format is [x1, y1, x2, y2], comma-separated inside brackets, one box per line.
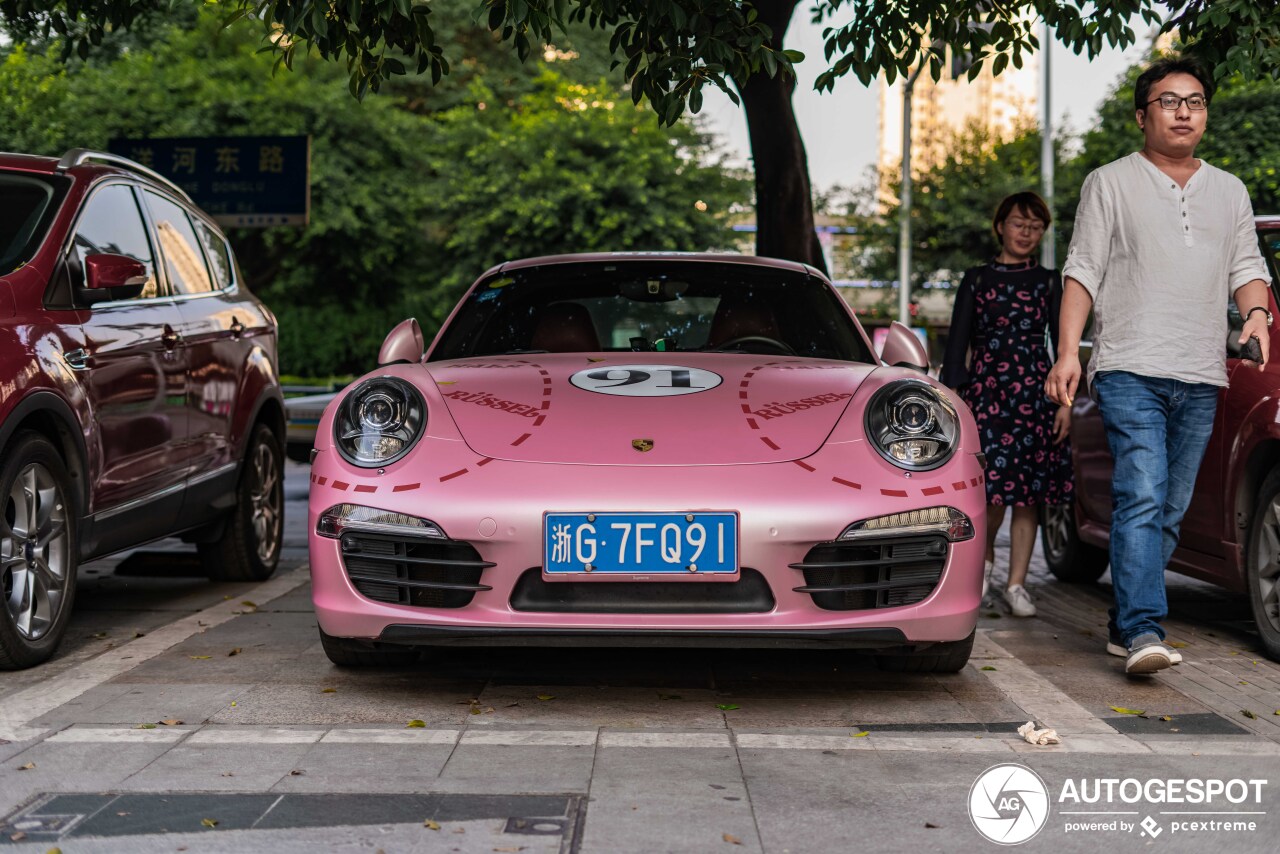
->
[1062, 151, 1270, 387]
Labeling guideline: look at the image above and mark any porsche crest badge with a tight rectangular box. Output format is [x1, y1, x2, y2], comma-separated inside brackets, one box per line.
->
[632, 439, 654, 453]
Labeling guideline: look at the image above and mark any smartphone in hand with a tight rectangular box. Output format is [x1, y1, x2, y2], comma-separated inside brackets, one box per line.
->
[1242, 335, 1263, 363]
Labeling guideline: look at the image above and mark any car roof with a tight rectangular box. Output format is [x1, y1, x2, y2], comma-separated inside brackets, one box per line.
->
[1256, 216, 1280, 231]
[0, 152, 60, 174]
[496, 252, 823, 279]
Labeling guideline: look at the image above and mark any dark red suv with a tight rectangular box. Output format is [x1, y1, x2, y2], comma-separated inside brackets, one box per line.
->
[0, 149, 285, 668]
[1042, 217, 1280, 662]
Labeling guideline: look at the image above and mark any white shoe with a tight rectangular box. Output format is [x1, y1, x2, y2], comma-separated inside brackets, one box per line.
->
[1125, 633, 1173, 674]
[981, 559, 994, 598]
[1107, 641, 1182, 665]
[1003, 584, 1036, 617]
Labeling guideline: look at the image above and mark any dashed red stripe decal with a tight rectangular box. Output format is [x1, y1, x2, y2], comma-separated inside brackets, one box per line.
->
[952, 481, 967, 491]
[353, 484, 377, 493]
[316, 476, 327, 486]
[740, 404, 752, 414]
[739, 390, 749, 399]
[392, 483, 421, 492]
[740, 380, 750, 388]
[309, 474, 316, 483]
[533, 415, 546, 427]
[512, 432, 532, 446]
[746, 418, 759, 430]
[793, 460, 816, 472]
[880, 488, 909, 498]
[832, 477, 862, 490]
[761, 436, 780, 451]
[970, 477, 981, 487]
[476, 457, 493, 467]
[331, 480, 349, 491]
[922, 486, 944, 496]
[540, 400, 550, 410]
[439, 469, 468, 482]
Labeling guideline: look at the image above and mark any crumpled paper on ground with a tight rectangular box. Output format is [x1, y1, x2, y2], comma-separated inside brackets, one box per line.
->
[1017, 721, 1061, 746]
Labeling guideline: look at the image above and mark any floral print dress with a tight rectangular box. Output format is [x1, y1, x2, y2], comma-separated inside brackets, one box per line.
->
[940, 259, 1074, 506]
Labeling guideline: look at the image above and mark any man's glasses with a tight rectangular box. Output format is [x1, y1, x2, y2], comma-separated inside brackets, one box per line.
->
[1146, 94, 1207, 111]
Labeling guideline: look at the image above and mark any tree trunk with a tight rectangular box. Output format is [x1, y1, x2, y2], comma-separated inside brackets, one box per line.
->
[735, 0, 826, 274]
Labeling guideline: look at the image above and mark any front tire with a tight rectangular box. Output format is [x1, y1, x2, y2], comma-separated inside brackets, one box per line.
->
[875, 631, 974, 673]
[1245, 469, 1280, 662]
[319, 627, 420, 667]
[1039, 502, 1109, 583]
[0, 433, 78, 670]
[200, 424, 283, 582]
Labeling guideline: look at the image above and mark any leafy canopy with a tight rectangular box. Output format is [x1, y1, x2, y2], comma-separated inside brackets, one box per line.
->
[3, 1, 1279, 124]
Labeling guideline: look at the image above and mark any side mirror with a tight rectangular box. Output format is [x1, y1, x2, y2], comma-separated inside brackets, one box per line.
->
[881, 321, 929, 372]
[378, 318, 425, 366]
[81, 253, 149, 303]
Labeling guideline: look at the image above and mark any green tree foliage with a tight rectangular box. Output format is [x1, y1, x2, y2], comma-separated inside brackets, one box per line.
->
[0, 9, 748, 374]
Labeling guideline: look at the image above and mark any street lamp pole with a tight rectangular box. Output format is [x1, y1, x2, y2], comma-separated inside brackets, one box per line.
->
[898, 64, 926, 326]
[1041, 23, 1055, 268]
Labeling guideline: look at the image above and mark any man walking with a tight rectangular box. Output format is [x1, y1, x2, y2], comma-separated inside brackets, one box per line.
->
[1046, 57, 1272, 675]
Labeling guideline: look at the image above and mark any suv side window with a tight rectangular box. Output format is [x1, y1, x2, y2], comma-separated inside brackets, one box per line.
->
[143, 190, 214, 296]
[72, 183, 158, 300]
[193, 219, 233, 290]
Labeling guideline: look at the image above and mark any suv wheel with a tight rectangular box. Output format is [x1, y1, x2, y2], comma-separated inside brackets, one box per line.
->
[0, 433, 77, 670]
[1039, 503, 1109, 583]
[1245, 469, 1280, 661]
[200, 424, 283, 582]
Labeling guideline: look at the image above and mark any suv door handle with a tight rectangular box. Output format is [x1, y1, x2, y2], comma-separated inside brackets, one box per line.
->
[229, 317, 245, 339]
[64, 349, 92, 370]
[161, 326, 181, 349]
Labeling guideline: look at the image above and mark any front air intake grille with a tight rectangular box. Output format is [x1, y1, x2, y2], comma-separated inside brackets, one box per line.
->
[510, 568, 775, 613]
[339, 532, 494, 608]
[791, 534, 947, 611]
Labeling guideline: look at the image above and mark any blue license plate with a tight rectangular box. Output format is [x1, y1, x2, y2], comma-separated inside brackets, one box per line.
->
[544, 512, 738, 575]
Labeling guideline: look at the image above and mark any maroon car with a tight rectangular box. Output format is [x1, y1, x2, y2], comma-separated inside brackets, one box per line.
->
[0, 149, 285, 668]
[1042, 216, 1280, 662]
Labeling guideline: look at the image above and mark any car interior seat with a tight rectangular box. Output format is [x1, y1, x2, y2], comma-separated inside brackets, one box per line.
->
[530, 302, 601, 352]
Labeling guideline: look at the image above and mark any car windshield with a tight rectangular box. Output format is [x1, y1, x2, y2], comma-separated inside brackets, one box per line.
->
[0, 173, 63, 277]
[429, 260, 875, 363]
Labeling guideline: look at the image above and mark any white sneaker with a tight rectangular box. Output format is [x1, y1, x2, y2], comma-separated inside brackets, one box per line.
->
[1125, 633, 1173, 674]
[1107, 640, 1182, 665]
[1003, 584, 1036, 617]
[982, 559, 994, 598]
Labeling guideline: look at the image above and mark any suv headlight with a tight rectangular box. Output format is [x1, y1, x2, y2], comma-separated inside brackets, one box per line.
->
[864, 379, 959, 471]
[334, 377, 425, 467]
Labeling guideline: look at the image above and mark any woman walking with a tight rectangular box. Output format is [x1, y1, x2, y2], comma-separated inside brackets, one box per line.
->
[940, 191, 1073, 617]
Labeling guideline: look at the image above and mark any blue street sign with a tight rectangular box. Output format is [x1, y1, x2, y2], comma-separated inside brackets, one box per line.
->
[107, 135, 311, 228]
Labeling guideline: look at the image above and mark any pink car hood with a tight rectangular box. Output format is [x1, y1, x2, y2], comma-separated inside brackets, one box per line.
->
[422, 354, 877, 465]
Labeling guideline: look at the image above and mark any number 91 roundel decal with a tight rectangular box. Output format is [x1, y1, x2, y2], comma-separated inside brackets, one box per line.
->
[568, 365, 723, 397]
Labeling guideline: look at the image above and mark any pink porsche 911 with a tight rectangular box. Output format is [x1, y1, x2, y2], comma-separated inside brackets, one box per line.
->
[308, 254, 987, 671]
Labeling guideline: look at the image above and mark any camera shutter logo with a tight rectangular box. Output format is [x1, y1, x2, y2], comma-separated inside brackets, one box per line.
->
[969, 763, 1051, 845]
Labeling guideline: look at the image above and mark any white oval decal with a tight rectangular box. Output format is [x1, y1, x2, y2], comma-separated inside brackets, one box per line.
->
[569, 365, 723, 397]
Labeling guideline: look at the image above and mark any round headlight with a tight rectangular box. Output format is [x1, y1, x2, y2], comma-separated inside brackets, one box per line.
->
[864, 380, 959, 471]
[335, 377, 425, 467]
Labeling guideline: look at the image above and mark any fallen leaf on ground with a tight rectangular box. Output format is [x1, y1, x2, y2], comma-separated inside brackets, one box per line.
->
[716, 703, 740, 711]
[158, 719, 183, 726]
[1160, 716, 1172, 722]
[221, 772, 234, 777]
[424, 819, 441, 830]
[850, 731, 870, 738]
[1242, 709, 1257, 720]
[1229, 651, 1240, 655]
[493, 848, 524, 852]
[1109, 706, 1145, 715]
[406, 720, 426, 728]
[322, 688, 337, 693]
[536, 694, 555, 701]
[505, 702, 520, 707]
[1274, 710, 1280, 716]
[116, 812, 129, 817]
[925, 822, 940, 828]
[1167, 641, 1188, 648]
[723, 833, 742, 845]
[453, 827, 466, 834]
[980, 666, 997, 671]
[983, 611, 1002, 619]
[92, 632, 108, 639]
[241, 601, 257, 608]
[134, 631, 146, 638]
[228, 648, 242, 657]
[201, 818, 218, 828]
[9, 831, 25, 841]
[658, 693, 683, 701]
[289, 769, 305, 776]
[134, 723, 157, 729]
[189, 655, 211, 660]
[18, 762, 34, 770]
[230, 701, 237, 707]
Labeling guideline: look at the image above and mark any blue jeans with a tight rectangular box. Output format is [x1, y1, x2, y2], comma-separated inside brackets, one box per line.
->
[1093, 371, 1219, 646]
